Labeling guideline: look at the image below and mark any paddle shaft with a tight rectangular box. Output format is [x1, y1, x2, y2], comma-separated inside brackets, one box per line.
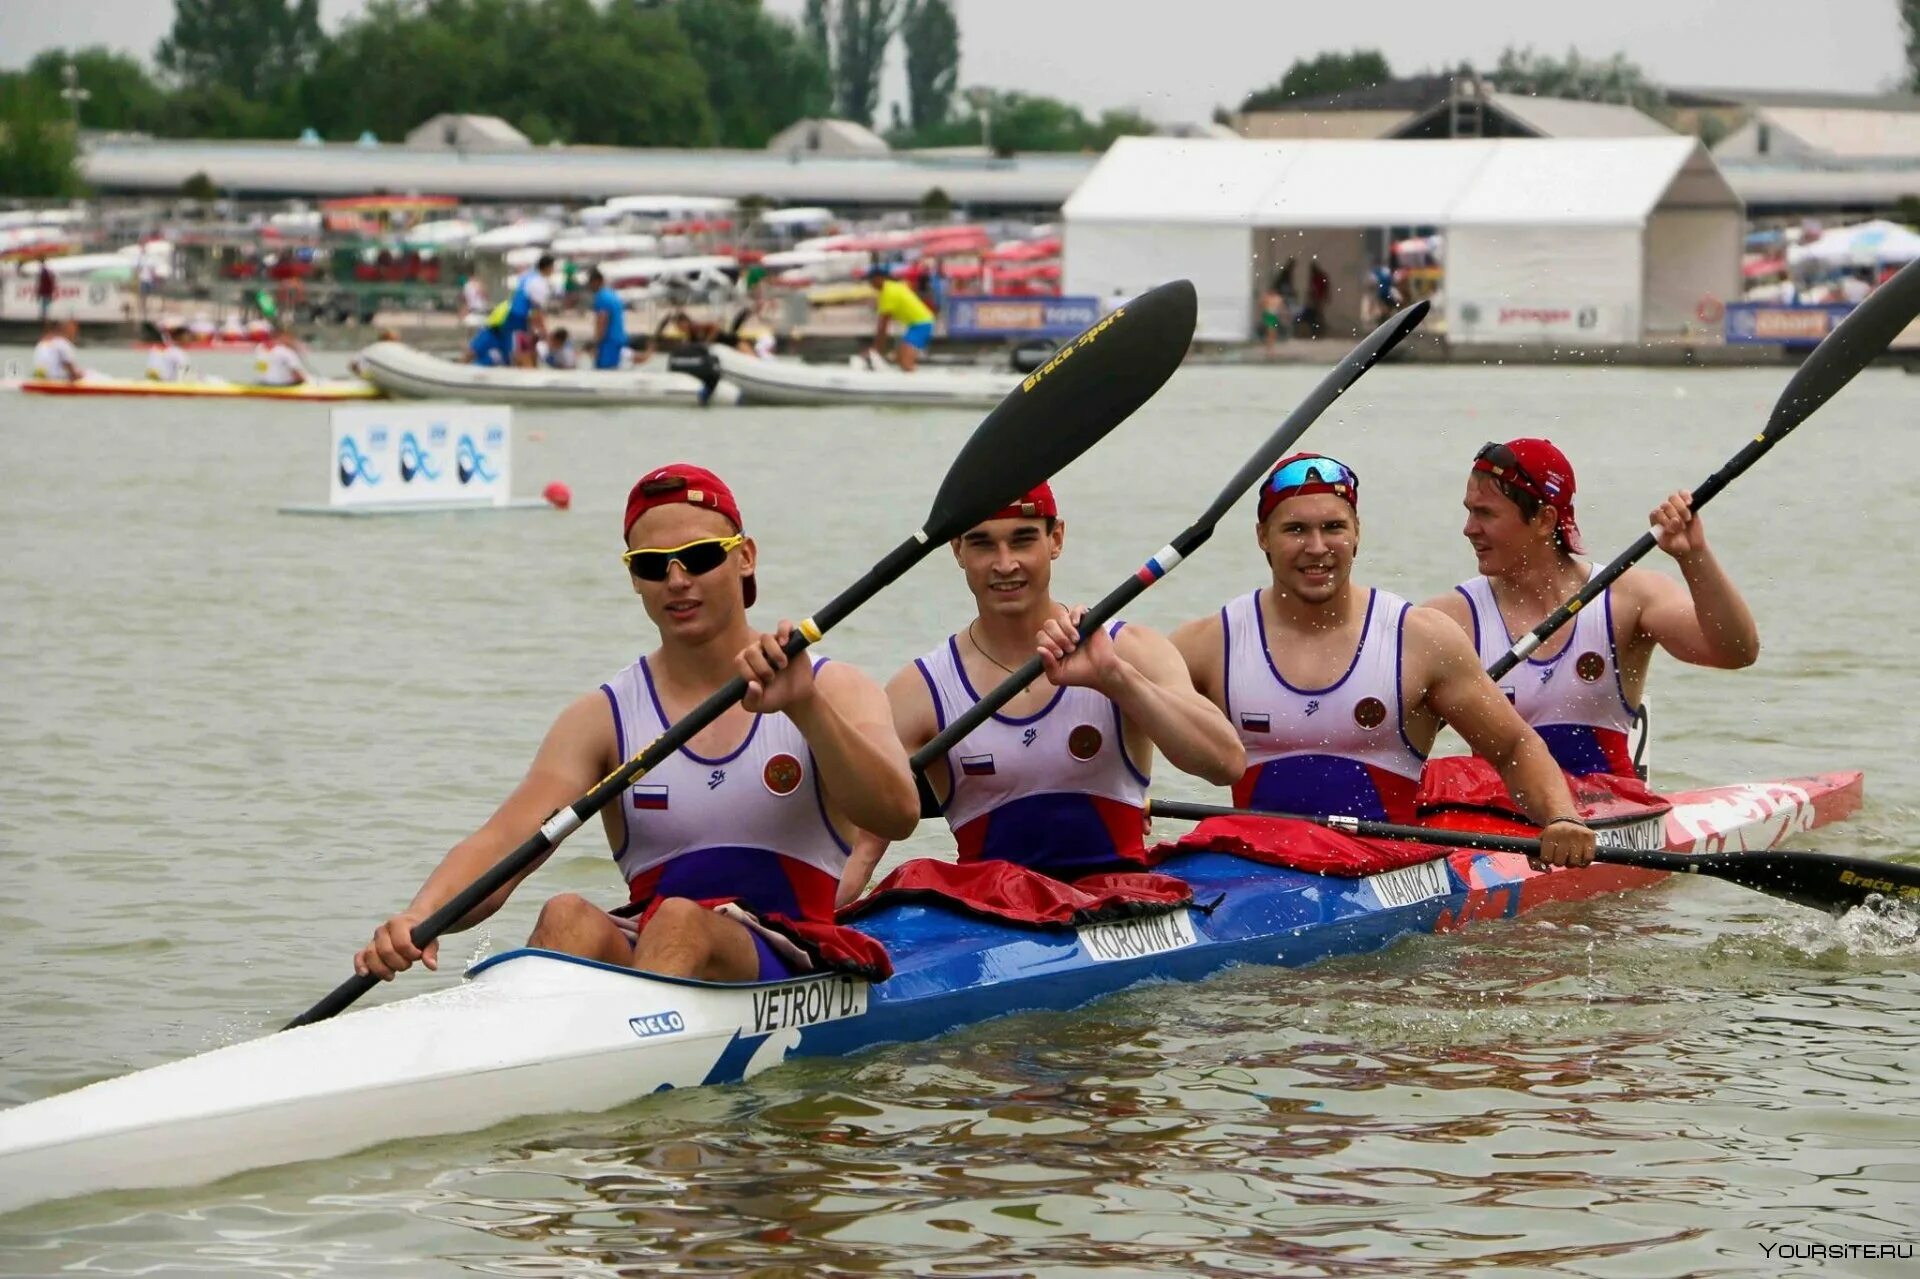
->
[1147, 798, 1920, 915]
[911, 299, 1432, 782]
[1489, 257, 1920, 681]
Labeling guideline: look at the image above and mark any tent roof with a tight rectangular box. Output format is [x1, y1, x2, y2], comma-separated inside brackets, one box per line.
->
[1064, 136, 1735, 230]
[1482, 93, 1672, 139]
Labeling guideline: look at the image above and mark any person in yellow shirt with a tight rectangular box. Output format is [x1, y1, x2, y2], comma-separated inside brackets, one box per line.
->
[866, 265, 935, 372]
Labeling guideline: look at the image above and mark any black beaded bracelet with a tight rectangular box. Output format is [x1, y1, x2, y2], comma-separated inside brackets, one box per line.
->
[1544, 816, 1591, 830]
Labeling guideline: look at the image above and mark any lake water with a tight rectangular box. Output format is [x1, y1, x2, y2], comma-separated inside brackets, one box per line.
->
[2, 346, 1916, 1276]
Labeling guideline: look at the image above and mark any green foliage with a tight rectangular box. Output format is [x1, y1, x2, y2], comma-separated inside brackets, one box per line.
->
[1490, 45, 1666, 112]
[900, 0, 959, 129]
[1240, 50, 1392, 111]
[23, 48, 168, 132]
[832, 0, 898, 126]
[1904, 1, 1920, 92]
[897, 89, 1151, 154]
[180, 170, 219, 200]
[0, 77, 83, 196]
[158, 0, 325, 102]
[675, 0, 831, 147]
[919, 185, 951, 215]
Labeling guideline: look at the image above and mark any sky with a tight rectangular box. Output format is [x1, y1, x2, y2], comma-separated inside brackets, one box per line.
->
[1, 0, 1907, 124]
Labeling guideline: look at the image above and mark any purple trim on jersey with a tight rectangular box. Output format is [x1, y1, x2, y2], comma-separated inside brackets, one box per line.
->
[652, 846, 807, 920]
[1110, 695, 1151, 787]
[1218, 604, 1234, 723]
[808, 750, 852, 855]
[1600, 585, 1638, 718]
[947, 633, 1065, 725]
[748, 929, 802, 981]
[641, 656, 762, 765]
[1246, 754, 1395, 822]
[602, 683, 631, 862]
[1392, 602, 1428, 762]
[1257, 587, 1377, 695]
[1454, 584, 1481, 657]
[913, 658, 948, 732]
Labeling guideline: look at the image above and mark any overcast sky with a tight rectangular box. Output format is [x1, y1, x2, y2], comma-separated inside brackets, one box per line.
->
[1, 0, 1907, 123]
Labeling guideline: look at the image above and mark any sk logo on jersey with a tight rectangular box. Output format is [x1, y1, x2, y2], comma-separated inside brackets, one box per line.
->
[1304, 699, 1321, 716]
[1022, 727, 1039, 748]
[708, 769, 726, 790]
[1539, 665, 1554, 685]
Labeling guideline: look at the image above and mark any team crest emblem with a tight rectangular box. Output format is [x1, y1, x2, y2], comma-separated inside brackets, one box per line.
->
[1576, 651, 1607, 683]
[1353, 696, 1387, 729]
[1068, 724, 1103, 760]
[762, 752, 804, 796]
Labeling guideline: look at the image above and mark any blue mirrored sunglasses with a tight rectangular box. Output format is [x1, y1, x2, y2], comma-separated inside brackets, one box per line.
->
[1267, 455, 1357, 493]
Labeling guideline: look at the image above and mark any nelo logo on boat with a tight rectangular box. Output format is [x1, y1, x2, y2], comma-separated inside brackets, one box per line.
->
[628, 1010, 687, 1039]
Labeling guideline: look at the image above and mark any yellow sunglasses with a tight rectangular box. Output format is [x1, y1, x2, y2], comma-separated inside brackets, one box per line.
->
[620, 534, 745, 581]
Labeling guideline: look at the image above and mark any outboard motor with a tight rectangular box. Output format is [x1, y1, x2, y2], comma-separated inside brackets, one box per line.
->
[667, 346, 723, 407]
[1009, 339, 1057, 374]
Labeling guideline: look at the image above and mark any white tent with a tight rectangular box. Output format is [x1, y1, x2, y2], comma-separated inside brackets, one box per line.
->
[1063, 136, 1742, 345]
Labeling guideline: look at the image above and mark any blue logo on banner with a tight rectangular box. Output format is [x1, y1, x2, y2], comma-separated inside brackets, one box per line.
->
[457, 433, 498, 484]
[946, 295, 1100, 340]
[399, 430, 441, 483]
[338, 436, 381, 487]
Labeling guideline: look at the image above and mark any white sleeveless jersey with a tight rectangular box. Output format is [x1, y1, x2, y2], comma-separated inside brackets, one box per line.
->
[1454, 566, 1638, 777]
[599, 655, 849, 889]
[1221, 588, 1426, 821]
[915, 625, 1149, 873]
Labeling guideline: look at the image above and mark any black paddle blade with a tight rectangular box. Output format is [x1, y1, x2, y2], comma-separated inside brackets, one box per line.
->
[1683, 850, 1920, 916]
[922, 279, 1197, 543]
[1768, 257, 1920, 439]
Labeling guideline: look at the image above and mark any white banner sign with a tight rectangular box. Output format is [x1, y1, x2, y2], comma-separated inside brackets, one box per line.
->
[1, 277, 135, 324]
[1451, 300, 1629, 346]
[328, 404, 513, 509]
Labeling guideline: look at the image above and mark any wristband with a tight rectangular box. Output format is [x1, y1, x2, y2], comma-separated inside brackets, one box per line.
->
[1544, 816, 1590, 830]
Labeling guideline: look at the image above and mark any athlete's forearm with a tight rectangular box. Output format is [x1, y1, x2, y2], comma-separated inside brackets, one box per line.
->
[789, 694, 919, 840]
[1105, 664, 1245, 785]
[1491, 732, 1579, 826]
[1674, 546, 1761, 667]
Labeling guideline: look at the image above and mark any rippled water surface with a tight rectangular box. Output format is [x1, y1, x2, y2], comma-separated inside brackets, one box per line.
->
[3, 347, 1917, 1276]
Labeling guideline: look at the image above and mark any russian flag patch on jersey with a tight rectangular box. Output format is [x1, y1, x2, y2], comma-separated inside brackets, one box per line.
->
[959, 753, 996, 776]
[1239, 712, 1270, 733]
[632, 784, 670, 811]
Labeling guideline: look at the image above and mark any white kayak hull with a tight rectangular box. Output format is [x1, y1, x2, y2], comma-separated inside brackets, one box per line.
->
[705, 343, 1023, 408]
[0, 771, 1865, 1213]
[355, 341, 734, 407]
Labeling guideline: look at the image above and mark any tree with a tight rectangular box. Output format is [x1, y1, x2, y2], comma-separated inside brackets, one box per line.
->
[1090, 108, 1157, 150]
[673, 0, 830, 146]
[832, 0, 897, 126]
[157, 0, 326, 102]
[0, 78, 82, 196]
[23, 48, 167, 132]
[803, 0, 831, 62]
[180, 170, 219, 201]
[1903, 1, 1920, 91]
[899, 0, 959, 130]
[1490, 46, 1665, 112]
[1240, 50, 1391, 111]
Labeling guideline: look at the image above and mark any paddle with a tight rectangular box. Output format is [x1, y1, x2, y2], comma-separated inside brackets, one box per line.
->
[285, 279, 1199, 1030]
[1488, 256, 1920, 680]
[910, 300, 1432, 809]
[1147, 798, 1920, 916]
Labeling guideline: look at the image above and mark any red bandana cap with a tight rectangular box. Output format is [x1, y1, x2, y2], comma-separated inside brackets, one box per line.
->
[983, 483, 1058, 522]
[1475, 438, 1584, 555]
[1258, 453, 1359, 522]
[623, 463, 755, 606]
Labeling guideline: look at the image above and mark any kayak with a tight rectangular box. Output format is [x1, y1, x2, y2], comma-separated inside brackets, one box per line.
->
[0, 770, 1863, 1213]
[354, 340, 736, 407]
[8, 376, 380, 402]
[694, 343, 1025, 408]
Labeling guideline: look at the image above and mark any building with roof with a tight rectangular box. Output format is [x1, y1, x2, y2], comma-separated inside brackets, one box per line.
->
[1236, 75, 1672, 142]
[1063, 136, 1740, 346]
[78, 137, 1093, 211]
[403, 114, 531, 151]
[766, 118, 890, 157]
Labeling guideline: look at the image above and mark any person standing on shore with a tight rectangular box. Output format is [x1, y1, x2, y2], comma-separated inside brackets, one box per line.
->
[588, 267, 628, 370]
[35, 259, 57, 325]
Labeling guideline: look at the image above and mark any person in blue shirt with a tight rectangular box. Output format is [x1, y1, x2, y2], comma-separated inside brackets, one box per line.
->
[501, 253, 555, 367]
[467, 322, 511, 367]
[589, 267, 628, 370]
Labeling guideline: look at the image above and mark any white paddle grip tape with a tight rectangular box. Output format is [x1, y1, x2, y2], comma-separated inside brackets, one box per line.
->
[1326, 815, 1360, 832]
[540, 807, 583, 845]
[1510, 633, 1542, 660]
[913, 528, 929, 544]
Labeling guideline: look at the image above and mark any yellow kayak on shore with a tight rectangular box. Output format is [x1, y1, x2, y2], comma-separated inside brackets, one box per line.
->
[12, 376, 382, 402]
